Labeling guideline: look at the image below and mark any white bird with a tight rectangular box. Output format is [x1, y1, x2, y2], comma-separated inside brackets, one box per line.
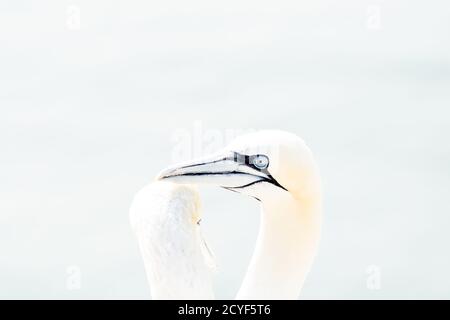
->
[129, 182, 215, 299]
[131, 130, 322, 300]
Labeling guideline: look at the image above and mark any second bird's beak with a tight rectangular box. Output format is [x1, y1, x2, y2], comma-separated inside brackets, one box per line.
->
[157, 151, 272, 190]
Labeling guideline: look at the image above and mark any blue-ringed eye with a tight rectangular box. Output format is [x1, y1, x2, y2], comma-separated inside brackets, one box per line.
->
[252, 155, 269, 170]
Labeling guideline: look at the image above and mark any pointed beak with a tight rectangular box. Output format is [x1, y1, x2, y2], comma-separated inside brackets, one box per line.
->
[157, 151, 273, 190]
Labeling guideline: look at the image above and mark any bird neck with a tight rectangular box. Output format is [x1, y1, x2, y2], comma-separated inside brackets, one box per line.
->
[236, 191, 322, 300]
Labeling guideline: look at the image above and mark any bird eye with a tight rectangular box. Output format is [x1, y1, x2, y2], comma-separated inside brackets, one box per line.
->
[252, 155, 269, 170]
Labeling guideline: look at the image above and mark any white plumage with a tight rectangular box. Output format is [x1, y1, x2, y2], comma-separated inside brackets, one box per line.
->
[131, 130, 322, 300]
[129, 182, 215, 299]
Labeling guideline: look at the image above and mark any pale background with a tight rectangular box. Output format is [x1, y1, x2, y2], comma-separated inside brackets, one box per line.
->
[1, 0, 449, 299]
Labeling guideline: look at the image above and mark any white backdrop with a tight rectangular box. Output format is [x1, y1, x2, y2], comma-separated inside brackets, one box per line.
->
[1, 0, 449, 299]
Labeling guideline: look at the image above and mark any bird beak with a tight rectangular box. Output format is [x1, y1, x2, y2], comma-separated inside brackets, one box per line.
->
[157, 151, 283, 190]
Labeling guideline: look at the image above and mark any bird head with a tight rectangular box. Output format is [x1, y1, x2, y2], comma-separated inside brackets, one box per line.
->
[157, 130, 321, 203]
